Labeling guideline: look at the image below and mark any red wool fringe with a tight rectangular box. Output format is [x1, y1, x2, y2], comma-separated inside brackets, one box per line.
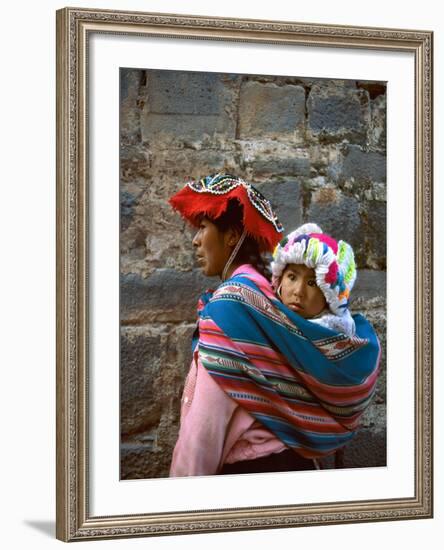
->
[169, 186, 280, 252]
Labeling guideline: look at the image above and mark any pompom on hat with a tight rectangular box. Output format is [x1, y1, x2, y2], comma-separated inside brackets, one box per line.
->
[271, 223, 357, 316]
[169, 173, 284, 253]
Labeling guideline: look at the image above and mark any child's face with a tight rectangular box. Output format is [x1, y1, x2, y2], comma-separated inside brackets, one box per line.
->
[279, 263, 327, 319]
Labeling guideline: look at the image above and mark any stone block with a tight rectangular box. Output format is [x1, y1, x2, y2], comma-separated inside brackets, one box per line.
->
[342, 145, 386, 183]
[305, 184, 385, 270]
[252, 156, 310, 177]
[307, 189, 361, 249]
[150, 148, 237, 176]
[120, 68, 142, 103]
[308, 84, 367, 137]
[255, 180, 303, 233]
[344, 403, 386, 468]
[369, 93, 387, 150]
[121, 438, 172, 479]
[306, 187, 386, 269]
[239, 141, 311, 177]
[120, 329, 164, 435]
[120, 323, 195, 431]
[147, 70, 226, 115]
[364, 201, 387, 269]
[120, 402, 181, 479]
[120, 323, 195, 478]
[119, 145, 150, 175]
[120, 191, 198, 277]
[121, 442, 161, 479]
[141, 113, 235, 144]
[306, 144, 343, 181]
[121, 269, 219, 323]
[120, 190, 137, 232]
[239, 81, 305, 137]
[141, 71, 236, 143]
[352, 269, 386, 300]
[341, 427, 386, 468]
[120, 69, 143, 141]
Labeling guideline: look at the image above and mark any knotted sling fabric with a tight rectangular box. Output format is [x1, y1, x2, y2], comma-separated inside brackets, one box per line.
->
[195, 266, 381, 460]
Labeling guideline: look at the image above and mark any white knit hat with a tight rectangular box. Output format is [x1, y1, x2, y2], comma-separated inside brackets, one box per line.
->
[270, 223, 356, 316]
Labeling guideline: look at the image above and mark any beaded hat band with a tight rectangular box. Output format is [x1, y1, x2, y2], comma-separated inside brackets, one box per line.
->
[169, 174, 284, 252]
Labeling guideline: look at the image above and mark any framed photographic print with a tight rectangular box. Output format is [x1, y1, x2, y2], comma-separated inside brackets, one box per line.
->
[56, 7, 433, 542]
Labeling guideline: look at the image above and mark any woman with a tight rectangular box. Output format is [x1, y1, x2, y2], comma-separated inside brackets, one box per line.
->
[169, 174, 380, 477]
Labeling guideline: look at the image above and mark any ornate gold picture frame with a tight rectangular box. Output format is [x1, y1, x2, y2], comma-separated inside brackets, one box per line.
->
[56, 7, 433, 542]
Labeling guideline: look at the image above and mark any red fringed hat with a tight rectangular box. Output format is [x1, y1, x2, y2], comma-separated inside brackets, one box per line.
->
[169, 173, 284, 252]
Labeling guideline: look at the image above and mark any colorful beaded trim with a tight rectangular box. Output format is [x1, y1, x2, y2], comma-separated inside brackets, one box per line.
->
[187, 173, 284, 234]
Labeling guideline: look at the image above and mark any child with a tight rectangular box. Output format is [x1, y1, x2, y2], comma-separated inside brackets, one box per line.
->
[271, 223, 357, 336]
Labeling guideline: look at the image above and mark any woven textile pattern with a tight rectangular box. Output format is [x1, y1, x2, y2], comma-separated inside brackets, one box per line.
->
[196, 268, 381, 459]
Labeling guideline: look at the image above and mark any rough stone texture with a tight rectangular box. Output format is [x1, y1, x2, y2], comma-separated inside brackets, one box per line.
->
[239, 81, 306, 138]
[352, 269, 386, 301]
[120, 323, 195, 479]
[148, 71, 227, 115]
[142, 114, 235, 144]
[307, 188, 361, 248]
[368, 93, 387, 150]
[364, 201, 387, 269]
[120, 69, 143, 143]
[340, 428, 386, 468]
[121, 269, 219, 324]
[141, 71, 238, 145]
[119, 69, 387, 479]
[237, 141, 311, 180]
[307, 81, 369, 142]
[121, 328, 164, 436]
[342, 144, 386, 183]
[255, 179, 303, 232]
[252, 156, 311, 177]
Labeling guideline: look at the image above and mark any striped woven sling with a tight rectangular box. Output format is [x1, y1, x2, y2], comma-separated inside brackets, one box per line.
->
[195, 267, 381, 459]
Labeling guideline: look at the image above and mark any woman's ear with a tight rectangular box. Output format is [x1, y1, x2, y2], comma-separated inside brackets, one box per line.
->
[225, 227, 242, 247]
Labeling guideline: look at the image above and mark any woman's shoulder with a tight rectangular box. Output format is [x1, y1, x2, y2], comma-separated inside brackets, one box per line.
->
[229, 264, 276, 299]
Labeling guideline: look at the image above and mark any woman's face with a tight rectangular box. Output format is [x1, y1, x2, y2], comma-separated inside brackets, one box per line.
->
[192, 218, 233, 277]
[279, 263, 327, 319]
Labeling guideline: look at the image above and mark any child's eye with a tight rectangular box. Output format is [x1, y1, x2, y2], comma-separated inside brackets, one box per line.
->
[287, 273, 296, 281]
[308, 279, 317, 287]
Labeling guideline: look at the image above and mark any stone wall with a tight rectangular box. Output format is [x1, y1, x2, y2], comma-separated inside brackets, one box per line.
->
[120, 68, 387, 479]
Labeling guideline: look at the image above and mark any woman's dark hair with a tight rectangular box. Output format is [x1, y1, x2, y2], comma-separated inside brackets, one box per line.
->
[211, 200, 271, 280]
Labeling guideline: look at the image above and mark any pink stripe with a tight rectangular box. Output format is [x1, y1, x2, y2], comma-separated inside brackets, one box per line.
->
[215, 377, 351, 433]
[200, 318, 380, 406]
